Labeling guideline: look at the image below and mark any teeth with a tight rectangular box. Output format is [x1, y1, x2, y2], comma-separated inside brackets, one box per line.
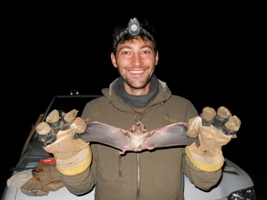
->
[130, 70, 144, 74]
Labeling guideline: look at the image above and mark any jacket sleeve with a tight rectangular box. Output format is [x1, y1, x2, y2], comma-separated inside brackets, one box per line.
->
[59, 143, 98, 195]
[59, 167, 94, 195]
[182, 148, 222, 191]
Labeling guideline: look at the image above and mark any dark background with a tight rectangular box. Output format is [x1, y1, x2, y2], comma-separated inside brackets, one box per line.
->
[2, 5, 266, 199]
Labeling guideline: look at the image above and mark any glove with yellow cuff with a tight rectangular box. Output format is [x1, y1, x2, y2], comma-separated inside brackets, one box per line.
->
[186, 106, 241, 172]
[36, 109, 91, 176]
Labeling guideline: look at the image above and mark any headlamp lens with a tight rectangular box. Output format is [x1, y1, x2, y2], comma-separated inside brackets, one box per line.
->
[128, 18, 141, 36]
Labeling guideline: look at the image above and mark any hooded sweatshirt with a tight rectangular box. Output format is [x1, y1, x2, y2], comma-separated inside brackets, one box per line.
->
[60, 78, 222, 200]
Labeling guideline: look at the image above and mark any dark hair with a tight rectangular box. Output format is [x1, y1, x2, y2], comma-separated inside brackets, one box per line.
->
[112, 14, 157, 54]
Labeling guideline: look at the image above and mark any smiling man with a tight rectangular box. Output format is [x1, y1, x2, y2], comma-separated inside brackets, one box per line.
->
[111, 33, 158, 95]
[36, 15, 240, 200]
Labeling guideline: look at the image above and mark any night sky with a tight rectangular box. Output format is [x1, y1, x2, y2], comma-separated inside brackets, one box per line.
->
[3, 8, 265, 199]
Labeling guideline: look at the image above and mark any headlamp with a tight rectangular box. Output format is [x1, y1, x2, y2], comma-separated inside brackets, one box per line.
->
[128, 18, 141, 36]
[113, 18, 156, 51]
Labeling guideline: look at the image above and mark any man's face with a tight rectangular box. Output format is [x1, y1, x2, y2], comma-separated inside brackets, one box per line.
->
[111, 36, 159, 95]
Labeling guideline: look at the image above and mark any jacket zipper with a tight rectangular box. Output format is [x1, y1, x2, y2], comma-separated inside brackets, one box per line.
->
[133, 114, 141, 200]
[136, 153, 140, 200]
[118, 152, 141, 200]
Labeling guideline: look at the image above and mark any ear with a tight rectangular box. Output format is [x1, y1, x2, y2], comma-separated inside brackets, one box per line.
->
[155, 51, 159, 66]
[111, 53, 118, 68]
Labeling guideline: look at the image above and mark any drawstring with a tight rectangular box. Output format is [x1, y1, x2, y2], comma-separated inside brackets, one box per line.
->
[118, 155, 122, 177]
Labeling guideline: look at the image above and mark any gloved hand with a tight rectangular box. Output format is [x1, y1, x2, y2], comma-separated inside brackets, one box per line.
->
[7, 169, 33, 189]
[186, 106, 241, 172]
[36, 109, 91, 176]
[20, 164, 64, 196]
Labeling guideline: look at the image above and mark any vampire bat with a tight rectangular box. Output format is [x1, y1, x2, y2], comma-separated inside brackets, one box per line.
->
[73, 120, 200, 155]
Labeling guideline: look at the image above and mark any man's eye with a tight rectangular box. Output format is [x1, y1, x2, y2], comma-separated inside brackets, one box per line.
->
[143, 50, 151, 54]
[122, 51, 130, 55]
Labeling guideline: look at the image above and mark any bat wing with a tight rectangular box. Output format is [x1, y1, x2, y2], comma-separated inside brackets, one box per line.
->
[144, 122, 200, 149]
[73, 121, 131, 153]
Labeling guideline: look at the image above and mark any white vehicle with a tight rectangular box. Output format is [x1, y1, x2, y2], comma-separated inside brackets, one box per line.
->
[1, 95, 257, 200]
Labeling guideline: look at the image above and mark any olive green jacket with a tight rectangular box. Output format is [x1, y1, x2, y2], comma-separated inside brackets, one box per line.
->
[60, 78, 222, 200]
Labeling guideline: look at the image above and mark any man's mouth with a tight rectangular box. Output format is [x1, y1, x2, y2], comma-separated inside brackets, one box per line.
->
[128, 70, 145, 75]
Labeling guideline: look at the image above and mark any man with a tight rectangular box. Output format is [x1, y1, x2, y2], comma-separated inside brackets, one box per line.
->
[37, 16, 240, 200]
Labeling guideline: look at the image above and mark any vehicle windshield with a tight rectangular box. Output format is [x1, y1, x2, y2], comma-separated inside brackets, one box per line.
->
[44, 95, 102, 118]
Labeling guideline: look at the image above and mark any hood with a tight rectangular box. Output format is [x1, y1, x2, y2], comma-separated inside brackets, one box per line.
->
[101, 77, 172, 112]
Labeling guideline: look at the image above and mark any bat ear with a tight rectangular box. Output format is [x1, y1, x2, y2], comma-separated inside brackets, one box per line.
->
[140, 122, 145, 132]
[130, 124, 135, 132]
[136, 121, 145, 132]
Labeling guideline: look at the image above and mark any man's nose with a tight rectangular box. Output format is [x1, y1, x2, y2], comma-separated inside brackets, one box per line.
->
[131, 53, 143, 66]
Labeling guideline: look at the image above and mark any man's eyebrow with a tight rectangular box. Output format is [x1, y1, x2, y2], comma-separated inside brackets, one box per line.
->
[140, 45, 153, 50]
[118, 46, 132, 52]
[118, 45, 153, 52]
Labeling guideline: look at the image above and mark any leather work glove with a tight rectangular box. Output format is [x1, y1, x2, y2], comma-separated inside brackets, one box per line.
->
[20, 164, 64, 196]
[186, 106, 241, 172]
[36, 109, 91, 176]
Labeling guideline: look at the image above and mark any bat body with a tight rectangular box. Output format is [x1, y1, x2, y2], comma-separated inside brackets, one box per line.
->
[73, 121, 200, 155]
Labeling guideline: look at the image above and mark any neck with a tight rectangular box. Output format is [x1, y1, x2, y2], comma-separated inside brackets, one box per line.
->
[115, 74, 159, 108]
[124, 82, 151, 96]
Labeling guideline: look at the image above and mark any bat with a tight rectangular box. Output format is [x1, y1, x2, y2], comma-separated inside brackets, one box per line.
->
[73, 120, 200, 155]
